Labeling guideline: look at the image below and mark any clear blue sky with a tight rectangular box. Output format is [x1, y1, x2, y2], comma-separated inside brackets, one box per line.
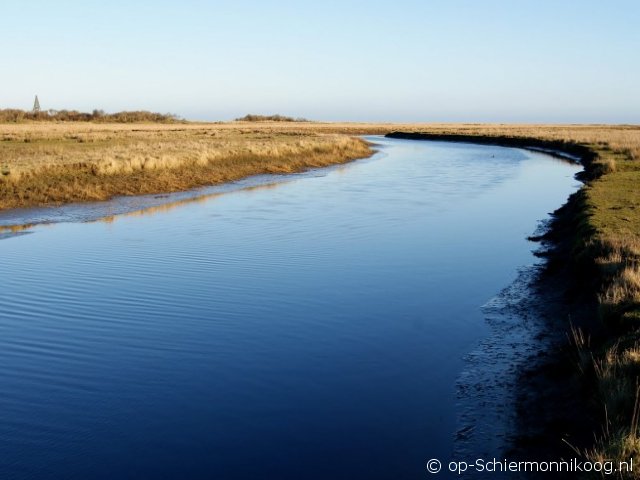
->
[2, 0, 638, 123]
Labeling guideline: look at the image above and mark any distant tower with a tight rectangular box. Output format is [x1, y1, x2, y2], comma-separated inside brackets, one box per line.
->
[32, 95, 41, 113]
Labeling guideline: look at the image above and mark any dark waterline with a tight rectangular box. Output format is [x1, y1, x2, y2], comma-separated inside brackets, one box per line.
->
[0, 137, 580, 479]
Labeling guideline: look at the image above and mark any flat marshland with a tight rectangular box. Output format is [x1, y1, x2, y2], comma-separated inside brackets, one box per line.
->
[3, 119, 640, 474]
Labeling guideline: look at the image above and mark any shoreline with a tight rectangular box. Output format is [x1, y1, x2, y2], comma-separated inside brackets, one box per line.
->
[386, 130, 638, 474]
[0, 123, 374, 211]
[386, 131, 595, 166]
[0, 147, 370, 211]
[0, 154, 379, 233]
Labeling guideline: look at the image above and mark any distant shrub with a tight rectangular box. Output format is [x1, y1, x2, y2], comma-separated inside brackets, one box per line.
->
[0, 109, 181, 123]
[235, 114, 309, 122]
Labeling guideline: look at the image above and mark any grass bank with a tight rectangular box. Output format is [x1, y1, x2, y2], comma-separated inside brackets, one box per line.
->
[0, 123, 373, 210]
[388, 126, 640, 477]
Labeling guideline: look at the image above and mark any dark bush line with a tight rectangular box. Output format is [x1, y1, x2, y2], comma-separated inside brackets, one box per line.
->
[235, 114, 309, 122]
[0, 109, 181, 123]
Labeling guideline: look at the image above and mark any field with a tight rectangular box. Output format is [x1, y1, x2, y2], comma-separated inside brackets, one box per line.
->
[3, 120, 640, 472]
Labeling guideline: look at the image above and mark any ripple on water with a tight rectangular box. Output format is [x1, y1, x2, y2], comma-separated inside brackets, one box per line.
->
[0, 137, 582, 479]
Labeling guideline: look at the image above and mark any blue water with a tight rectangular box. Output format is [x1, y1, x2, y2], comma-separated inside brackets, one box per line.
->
[0, 137, 580, 479]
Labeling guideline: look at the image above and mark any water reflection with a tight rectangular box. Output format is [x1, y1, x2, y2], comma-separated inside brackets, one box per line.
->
[0, 172, 308, 232]
[98, 182, 285, 225]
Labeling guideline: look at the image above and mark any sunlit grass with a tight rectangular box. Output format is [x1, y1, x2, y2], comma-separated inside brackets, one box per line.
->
[0, 122, 372, 209]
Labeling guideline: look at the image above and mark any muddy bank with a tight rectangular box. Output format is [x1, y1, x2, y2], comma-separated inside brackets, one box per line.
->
[386, 131, 595, 164]
[387, 131, 605, 475]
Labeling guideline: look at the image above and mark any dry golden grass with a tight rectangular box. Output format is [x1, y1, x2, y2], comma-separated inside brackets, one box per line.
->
[0, 122, 376, 209]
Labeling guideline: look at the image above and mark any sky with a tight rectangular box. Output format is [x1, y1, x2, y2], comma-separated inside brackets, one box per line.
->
[1, 0, 639, 123]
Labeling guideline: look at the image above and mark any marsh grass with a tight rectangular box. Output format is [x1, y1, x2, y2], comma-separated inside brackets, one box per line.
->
[0, 123, 371, 209]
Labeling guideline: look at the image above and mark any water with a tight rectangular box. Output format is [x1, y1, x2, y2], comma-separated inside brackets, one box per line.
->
[0, 137, 581, 479]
